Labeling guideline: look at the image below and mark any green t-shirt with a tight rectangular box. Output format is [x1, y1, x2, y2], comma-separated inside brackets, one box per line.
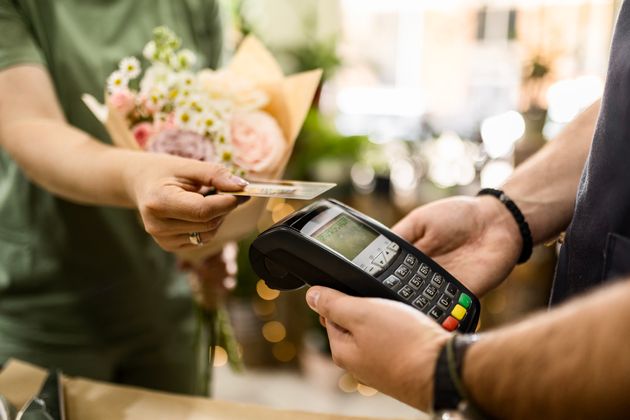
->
[0, 0, 222, 349]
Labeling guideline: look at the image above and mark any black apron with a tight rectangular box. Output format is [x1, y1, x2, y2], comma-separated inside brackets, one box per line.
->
[551, 0, 630, 304]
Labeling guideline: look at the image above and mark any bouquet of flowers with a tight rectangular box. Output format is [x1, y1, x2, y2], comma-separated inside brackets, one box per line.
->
[83, 26, 321, 260]
[83, 27, 321, 395]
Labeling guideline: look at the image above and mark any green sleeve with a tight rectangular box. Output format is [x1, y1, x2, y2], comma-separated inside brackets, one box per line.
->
[0, 0, 45, 70]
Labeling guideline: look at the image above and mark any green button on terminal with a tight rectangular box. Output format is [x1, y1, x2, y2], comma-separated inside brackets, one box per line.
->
[458, 293, 472, 309]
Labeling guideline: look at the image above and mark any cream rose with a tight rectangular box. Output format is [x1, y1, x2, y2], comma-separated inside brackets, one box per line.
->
[230, 111, 286, 175]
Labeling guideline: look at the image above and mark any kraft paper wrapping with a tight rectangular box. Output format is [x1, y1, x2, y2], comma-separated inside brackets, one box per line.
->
[83, 36, 322, 262]
[0, 359, 405, 420]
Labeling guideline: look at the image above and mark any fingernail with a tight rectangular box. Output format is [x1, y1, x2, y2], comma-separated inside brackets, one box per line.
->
[231, 175, 249, 187]
[236, 196, 251, 205]
[306, 288, 319, 310]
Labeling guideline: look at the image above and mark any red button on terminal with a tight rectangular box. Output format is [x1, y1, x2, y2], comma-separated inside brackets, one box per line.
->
[441, 316, 459, 332]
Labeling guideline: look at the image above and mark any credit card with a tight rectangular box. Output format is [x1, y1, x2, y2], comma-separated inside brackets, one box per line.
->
[218, 180, 336, 200]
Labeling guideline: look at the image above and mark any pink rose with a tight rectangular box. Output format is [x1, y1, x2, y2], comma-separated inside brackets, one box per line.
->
[132, 122, 154, 149]
[147, 129, 215, 162]
[230, 111, 286, 175]
[109, 88, 136, 115]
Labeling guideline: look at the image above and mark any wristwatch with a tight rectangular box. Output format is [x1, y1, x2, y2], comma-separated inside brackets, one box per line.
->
[432, 334, 491, 419]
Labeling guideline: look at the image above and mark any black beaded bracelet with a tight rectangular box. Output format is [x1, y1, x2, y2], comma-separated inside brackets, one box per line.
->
[477, 188, 533, 264]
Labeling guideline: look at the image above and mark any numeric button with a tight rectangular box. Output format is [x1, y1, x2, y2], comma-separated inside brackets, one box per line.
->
[383, 276, 401, 289]
[413, 295, 430, 309]
[423, 285, 438, 299]
[417, 263, 430, 278]
[437, 295, 452, 310]
[431, 273, 444, 287]
[404, 254, 417, 268]
[395, 264, 411, 280]
[408, 274, 424, 290]
[398, 285, 414, 299]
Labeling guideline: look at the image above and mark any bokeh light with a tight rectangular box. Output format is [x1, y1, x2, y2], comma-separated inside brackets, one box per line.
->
[272, 341, 297, 362]
[350, 163, 376, 194]
[213, 346, 228, 367]
[481, 111, 525, 159]
[256, 279, 280, 301]
[252, 299, 276, 317]
[424, 132, 478, 188]
[262, 321, 286, 343]
[272, 202, 295, 223]
[338, 373, 358, 393]
[546, 76, 603, 124]
[357, 383, 378, 397]
[480, 160, 514, 188]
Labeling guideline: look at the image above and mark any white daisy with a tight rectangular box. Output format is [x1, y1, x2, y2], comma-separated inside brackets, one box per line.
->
[177, 49, 197, 70]
[146, 86, 167, 111]
[174, 106, 199, 131]
[198, 111, 224, 136]
[119, 56, 141, 79]
[106, 70, 128, 93]
[176, 71, 197, 89]
[142, 41, 157, 61]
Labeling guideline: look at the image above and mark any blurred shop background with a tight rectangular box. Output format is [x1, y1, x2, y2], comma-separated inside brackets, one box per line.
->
[213, 0, 621, 417]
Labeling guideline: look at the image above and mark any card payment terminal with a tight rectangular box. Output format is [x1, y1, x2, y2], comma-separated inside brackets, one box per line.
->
[250, 199, 480, 333]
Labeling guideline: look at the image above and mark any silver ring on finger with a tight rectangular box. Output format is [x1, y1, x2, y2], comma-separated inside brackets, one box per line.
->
[188, 232, 203, 246]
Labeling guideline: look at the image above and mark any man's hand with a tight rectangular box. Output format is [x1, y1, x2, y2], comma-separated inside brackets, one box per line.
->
[183, 242, 238, 310]
[392, 196, 521, 296]
[306, 286, 449, 411]
[127, 155, 248, 252]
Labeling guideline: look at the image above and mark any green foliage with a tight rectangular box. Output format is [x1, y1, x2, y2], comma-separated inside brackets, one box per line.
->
[286, 109, 367, 180]
[288, 37, 341, 81]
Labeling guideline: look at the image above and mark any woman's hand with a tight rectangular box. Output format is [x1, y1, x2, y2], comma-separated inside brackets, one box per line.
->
[392, 196, 522, 297]
[182, 242, 238, 310]
[306, 286, 449, 411]
[126, 153, 248, 252]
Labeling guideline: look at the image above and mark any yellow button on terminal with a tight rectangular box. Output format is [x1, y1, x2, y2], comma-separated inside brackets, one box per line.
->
[451, 304, 467, 321]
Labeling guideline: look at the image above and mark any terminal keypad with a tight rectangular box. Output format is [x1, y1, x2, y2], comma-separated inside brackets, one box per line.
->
[372, 242, 472, 332]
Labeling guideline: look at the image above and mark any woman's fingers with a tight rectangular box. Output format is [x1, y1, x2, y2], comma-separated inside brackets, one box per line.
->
[146, 187, 239, 223]
[175, 160, 248, 192]
[145, 214, 226, 236]
[152, 224, 223, 252]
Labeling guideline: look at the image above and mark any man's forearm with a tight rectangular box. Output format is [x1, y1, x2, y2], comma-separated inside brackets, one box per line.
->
[464, 278, 630, 419]
[502, 100, 600, 244]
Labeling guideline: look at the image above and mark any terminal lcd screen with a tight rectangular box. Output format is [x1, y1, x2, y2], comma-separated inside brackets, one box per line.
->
[311, 214, 378, 260]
